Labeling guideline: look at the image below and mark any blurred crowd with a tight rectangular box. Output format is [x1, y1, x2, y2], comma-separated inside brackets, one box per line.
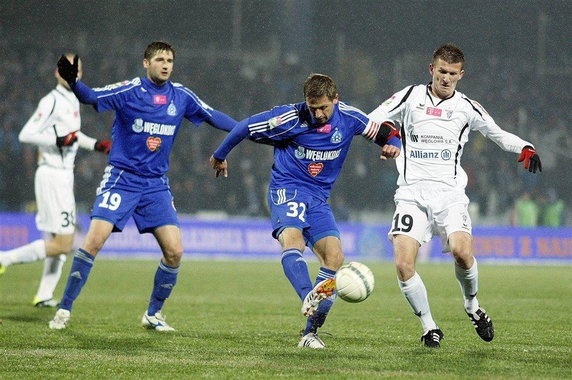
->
[0, 41, 570, 226]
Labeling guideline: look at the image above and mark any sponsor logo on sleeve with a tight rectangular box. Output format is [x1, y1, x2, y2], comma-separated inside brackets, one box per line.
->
[268, 116, 283, 129]
[382, 95, 396, 106]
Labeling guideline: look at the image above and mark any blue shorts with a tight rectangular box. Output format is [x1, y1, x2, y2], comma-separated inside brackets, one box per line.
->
[91, 166, 179, 233]
[267, 187, 339, 248]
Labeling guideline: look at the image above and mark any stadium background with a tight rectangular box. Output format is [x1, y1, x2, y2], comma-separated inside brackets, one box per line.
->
[0, 0, 570, 261]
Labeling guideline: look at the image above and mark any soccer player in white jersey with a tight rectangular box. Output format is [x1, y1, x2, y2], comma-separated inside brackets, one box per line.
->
[0, 54, 111, 307]
[368, 43, 542, 348]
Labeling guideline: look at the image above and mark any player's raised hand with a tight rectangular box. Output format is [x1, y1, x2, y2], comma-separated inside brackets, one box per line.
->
[210, 155, 228, 178]
[56, 131, 78, 147]
[94, 140, 112, 154]
[57, 54, 79, 87]
[518, 146, 542, 173]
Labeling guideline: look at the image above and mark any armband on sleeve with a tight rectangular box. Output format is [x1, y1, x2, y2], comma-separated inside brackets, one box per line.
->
[374, 121, 400, 146]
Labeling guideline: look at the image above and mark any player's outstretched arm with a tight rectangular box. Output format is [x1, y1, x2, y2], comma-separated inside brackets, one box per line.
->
[518, 146, 542, 173]
[210, 119, 250, 178]
[205, 110, 238, 132]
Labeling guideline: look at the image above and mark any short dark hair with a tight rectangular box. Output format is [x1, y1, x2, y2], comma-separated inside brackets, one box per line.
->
[303, 73, 337, 101]
[433, 43, 465, 67]
[144, 41, 175, 61]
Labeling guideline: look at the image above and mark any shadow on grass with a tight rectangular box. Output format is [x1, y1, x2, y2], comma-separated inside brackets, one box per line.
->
[2, 312, 48, 323]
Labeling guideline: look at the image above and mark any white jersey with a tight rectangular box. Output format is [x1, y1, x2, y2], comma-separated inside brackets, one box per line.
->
[19, 84, 96, 170]
[369, 84, 533, 189]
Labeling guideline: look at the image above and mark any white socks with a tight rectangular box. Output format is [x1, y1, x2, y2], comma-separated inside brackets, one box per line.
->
[34, 254, 67, 302]
[398, 272, 437, 332]
[0, 239, 46, 266]
[455, 259, 479, 314]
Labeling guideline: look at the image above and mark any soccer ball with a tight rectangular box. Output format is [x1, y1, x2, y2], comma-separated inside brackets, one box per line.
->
[335, 262, 375, 303]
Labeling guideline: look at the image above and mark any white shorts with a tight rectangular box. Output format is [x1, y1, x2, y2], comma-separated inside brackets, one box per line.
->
[34, 165, 76, 235]
[388, 183, 472, 252]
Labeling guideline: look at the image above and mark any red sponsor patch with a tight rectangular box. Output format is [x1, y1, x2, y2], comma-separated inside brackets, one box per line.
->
[426, 107, 442, 117]
[146, 136, 162, 151]
[316, 124, 332, 134]
[308, 162, 324, 177]
[153, 95, 167, 105]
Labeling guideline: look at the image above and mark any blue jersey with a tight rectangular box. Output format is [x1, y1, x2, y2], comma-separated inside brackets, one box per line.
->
[247, 101, 374, 201]
[89, 77, 216, 177]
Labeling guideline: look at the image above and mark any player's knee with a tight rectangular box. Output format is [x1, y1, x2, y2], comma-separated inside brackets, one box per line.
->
[324, 251, 344, 270]
[395, 257, 416, 280]
[452, 249, 473, 268]
[162, 246, 183, 266]
[449, 234, 473, 268]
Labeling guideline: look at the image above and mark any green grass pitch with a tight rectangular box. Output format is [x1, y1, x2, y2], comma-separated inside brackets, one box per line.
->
[1, 260, 570, 379]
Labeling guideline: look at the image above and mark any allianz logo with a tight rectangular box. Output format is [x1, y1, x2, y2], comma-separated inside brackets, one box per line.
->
[409, 149, 452, 160]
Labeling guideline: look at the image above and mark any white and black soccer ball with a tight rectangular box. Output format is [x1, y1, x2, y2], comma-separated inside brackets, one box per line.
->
[334, 262, 375, 303]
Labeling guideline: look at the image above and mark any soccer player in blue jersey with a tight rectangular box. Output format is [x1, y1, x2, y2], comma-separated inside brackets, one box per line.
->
[49, 41, 237, 331]
[210, 73, 401, 348]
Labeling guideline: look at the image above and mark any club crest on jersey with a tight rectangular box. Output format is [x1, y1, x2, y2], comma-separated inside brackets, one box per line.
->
[446, 109, 453, 119]
[308, 162, 324, 177]
[154, 95, 167, 105]
[295, 146, 305, 159]
[330, 129, 342, 144]
[167, 101, 177, 116]
[146, 136, 162, 151]
[132, 118, 144, 133]
[316, 124, 332, 134]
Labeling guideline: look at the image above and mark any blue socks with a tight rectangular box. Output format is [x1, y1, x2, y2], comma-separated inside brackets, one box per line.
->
[281, 249, 313, 300]
[305, 267, 336, 335]
[59, 249, 95, 312]
[147, 260, 179, 316]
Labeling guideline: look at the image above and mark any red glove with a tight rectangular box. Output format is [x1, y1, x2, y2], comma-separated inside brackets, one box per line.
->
[518, 146, 542, 173]
[56, 131, 78, 147]
[94, 140, 112, 154]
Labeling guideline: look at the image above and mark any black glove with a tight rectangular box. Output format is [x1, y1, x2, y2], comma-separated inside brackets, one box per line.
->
[57, 55, 79, 87]
[518, 145, 542, 173]
[94, 140, 112, 154]
[56, 131, 78, 147]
